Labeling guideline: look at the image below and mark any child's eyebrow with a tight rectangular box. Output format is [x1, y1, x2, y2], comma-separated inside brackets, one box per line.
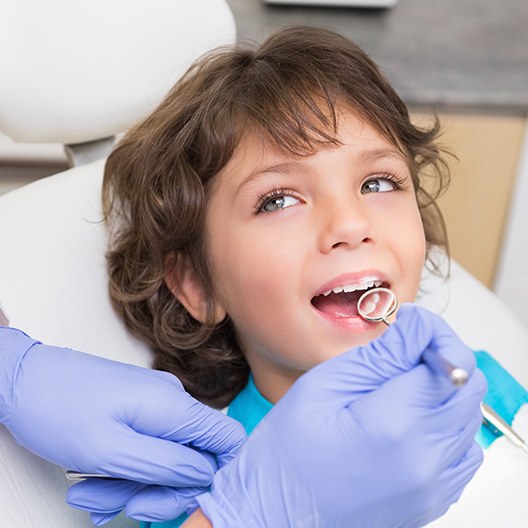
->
[235, 161, 304, 196]
[235, 147, 407, 196]
[358, 147, 407, 165]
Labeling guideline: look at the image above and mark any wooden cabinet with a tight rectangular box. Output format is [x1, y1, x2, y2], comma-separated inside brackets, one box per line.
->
[412, 112, 526, 288]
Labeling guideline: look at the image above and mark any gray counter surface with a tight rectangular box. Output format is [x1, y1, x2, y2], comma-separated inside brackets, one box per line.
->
[226, 0, 528, 114]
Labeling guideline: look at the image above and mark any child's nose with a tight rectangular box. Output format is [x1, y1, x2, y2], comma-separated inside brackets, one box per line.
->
[317, 197, 375, 254]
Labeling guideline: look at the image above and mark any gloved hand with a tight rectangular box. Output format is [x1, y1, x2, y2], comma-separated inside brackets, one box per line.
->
[68, 479, 206, 525]
[195, 305, 487, 528]
[0, 327, 246, 525]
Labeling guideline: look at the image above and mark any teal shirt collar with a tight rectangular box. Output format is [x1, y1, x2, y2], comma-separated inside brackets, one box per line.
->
[475, 350, 528, 448]
[227, 375, 273, 435]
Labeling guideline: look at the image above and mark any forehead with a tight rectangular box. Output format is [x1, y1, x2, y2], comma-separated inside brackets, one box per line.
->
[210, 110, 408, 190]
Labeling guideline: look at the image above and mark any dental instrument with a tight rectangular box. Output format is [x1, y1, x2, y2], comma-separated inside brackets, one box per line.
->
[357, 288, 528, 454]
[0, 303, 9, 326]
[480, 402, 528, 453]
[65, 471, 113, 480]
[357, 288, 468, 387]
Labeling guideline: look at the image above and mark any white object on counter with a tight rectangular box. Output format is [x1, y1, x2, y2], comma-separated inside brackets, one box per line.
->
[494, 118, 528, 329]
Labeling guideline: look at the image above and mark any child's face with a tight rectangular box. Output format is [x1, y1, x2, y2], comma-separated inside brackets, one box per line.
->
[204, 111, 426, 402]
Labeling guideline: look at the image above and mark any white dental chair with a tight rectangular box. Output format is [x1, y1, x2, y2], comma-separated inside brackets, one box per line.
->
[0, 2, 527, 526]
[0, 1, 235, 526]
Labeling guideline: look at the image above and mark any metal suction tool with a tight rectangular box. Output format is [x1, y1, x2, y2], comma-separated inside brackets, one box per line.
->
[481, 402, 528, 454]
[357, 287, 398, 326]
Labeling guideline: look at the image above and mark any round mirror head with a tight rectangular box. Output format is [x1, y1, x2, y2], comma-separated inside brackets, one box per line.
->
[357, 287, 398, 325]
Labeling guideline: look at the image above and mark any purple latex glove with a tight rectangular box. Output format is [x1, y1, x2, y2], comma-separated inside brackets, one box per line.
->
[68, 452, 218, 525]
[196, 305, 487, 527]
[0, 327, 246, 525]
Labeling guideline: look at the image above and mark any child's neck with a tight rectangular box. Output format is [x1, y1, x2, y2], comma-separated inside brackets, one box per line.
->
[251, 366, 303, 404]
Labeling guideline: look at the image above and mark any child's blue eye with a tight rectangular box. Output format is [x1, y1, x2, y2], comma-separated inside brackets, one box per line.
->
[258, 193, 300, 213]
[361, 178, 397, 194]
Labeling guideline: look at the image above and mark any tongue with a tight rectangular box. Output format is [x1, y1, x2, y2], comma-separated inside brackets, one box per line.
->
[311, 291, 361, 318]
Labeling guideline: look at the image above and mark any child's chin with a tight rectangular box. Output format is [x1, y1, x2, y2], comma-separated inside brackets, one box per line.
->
[338, 326, 388, 354]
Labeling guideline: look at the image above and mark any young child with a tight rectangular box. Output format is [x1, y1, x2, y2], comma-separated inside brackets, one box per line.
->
[102, 26, 527, 527]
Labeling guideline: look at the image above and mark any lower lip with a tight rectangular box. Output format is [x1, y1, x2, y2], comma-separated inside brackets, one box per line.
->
[312, 306, 378, 332]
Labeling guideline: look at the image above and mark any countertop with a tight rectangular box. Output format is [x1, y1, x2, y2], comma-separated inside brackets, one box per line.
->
[226, 0, 528, 114]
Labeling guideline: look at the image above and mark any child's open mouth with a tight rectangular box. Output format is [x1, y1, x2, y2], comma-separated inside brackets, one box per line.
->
[311, 280, 388, 318]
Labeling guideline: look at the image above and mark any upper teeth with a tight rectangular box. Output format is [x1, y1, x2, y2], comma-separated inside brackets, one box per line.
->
[321, 280, 382, 297]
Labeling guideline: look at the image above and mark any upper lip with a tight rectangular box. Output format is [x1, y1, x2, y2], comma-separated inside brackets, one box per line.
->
[311, 271, 390, 299]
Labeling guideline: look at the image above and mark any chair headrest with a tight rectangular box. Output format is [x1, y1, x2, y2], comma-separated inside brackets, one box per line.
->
[0, 0, 236, 144]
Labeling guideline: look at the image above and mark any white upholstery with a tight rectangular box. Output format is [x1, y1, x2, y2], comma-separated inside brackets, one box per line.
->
[418, 254, 528, 388]
[0, 0, 236, 145]
[0, 160, 150, 363]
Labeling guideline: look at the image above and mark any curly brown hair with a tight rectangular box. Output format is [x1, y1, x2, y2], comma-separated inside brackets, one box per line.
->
[102, 25, 450, 408]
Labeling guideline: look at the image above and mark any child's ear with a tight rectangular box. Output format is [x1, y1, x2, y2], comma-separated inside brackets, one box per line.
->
[164, 252, 226, 325]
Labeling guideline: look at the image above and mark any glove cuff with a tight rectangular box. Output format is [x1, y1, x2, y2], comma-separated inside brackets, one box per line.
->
[196, 491, 262, 528]
[0, 327, 41, 422]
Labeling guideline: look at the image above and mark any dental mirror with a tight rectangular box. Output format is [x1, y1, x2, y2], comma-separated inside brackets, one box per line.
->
[356, 287, 527, 453]
[358, 286, 469, 388]
[357, 287, 398, 326]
